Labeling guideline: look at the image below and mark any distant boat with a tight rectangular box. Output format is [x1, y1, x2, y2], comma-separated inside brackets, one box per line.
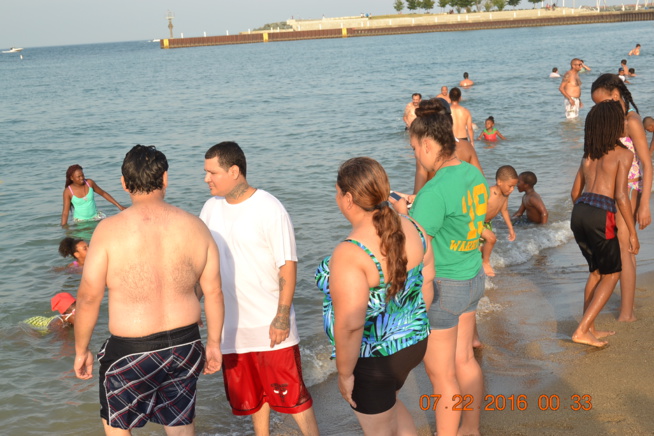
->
[151, 39, 161, 42]
[2, 47, 23, 53]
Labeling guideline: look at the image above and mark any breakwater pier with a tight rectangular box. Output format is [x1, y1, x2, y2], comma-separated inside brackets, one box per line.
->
[160, 9, 653, 49]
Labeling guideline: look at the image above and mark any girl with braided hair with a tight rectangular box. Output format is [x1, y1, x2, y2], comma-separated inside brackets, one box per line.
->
[591, 73, 652, 322]
[316, 157, 434, 434]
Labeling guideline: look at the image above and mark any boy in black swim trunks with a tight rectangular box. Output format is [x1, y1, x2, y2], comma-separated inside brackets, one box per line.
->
[570, 100, 639, 348]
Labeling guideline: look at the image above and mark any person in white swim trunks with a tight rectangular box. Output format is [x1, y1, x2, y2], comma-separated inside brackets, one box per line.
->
[559, 58, 584, 119]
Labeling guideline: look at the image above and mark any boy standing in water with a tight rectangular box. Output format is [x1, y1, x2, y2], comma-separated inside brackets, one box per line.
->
[570, 100, 639, 347]
[512, 171, 548, 224]
[481, 165, 518, 277]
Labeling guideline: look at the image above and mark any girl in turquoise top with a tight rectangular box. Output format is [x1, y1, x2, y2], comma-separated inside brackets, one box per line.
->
[394, 98, 488, 436]
[315, 157, 434, 433]
[60, 164, 126, 226]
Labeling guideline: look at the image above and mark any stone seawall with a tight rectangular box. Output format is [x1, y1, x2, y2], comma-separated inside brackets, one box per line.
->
[160, 9, 653, 49]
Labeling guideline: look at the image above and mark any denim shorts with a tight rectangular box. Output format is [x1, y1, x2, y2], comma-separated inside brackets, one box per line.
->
[428, 268, 486, 330]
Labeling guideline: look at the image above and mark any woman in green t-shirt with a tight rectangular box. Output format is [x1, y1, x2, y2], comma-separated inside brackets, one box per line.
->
[398, 98, 489, 436]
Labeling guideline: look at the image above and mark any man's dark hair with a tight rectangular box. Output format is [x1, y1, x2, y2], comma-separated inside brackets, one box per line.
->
[463, 72, 469, 79]
[412, 93, 422, 99]
[449, 87, 462, 102]
[121, 145, 168, 194]
[205, 141, 247, 178]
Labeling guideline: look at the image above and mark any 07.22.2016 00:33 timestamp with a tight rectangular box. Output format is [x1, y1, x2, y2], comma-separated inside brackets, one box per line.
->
[419, 394, 593, 412]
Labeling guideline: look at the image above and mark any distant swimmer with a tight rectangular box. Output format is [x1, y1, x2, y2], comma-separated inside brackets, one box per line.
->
[629, 43, 641, 56]
[61, 164, 126, 227]
[559, 58, 583, 119]
[449, 87, 475, 146]
[579, 60, 592, 72]
[628, 67, 636, 77]
[570, 101, 639, 347]
[403, 93, 422, 129]
[512, 171, 548, 224]
[459, 72, 474, 87]
[549, 67, 560, 78]
[620, 59, 628, 74]
[439, 85, 451, 103]
[618, 68, 630, 84]
[477, 116, 506, 142]
[23, 292, 76, 334]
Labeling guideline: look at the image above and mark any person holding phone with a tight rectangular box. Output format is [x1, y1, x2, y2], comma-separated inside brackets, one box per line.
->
[316, 157, 434, 435]
[394, 98, 488, 436]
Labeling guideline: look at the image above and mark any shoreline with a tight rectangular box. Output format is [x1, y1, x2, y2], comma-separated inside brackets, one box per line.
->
[160, 9, 654, 49]
[275, 232, 654, 435]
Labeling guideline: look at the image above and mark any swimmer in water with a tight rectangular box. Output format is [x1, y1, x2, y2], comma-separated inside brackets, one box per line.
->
[477, 116, 506, 142]
[22, 292, 76, 334]
[61, 164, 126, 227]
[512, 171, 548, 224]
[439, 86, 451, 103]
[58, 237, 88, 270]
[459, 72, 474, 87]
[404, 93, 422, 129]
[628, 43, 641, 56]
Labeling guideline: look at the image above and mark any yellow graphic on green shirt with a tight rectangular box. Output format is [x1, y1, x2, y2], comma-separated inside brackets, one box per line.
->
[450, 183, 488, 251]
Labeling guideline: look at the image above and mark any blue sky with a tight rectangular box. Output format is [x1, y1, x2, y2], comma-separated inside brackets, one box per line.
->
[1, 0, 628, 48]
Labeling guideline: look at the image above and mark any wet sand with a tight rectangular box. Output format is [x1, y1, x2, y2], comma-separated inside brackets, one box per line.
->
[276, 230, 654, 435]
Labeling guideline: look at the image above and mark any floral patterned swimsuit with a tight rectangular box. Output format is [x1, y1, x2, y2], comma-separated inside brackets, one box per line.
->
[621, 136, 642, 192]
[315, 217, 430, 359]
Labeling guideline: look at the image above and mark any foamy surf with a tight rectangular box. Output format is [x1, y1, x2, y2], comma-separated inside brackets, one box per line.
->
[477, 296, 503, 318]
[490, 220, 574, 269]
[300, 338, 336, 387]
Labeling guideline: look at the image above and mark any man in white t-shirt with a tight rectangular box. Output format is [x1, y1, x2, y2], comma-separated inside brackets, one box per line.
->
[200, 141, 318, 435]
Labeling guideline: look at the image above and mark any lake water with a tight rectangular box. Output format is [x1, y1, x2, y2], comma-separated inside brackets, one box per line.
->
[1, 21, 653, 435]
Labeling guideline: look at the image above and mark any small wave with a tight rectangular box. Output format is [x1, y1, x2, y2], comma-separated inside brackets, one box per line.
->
[491, 220, 574, 269]
[476, 296, 503, 318]
[484, 277, 497, 291]
[300, 338, 336, 387]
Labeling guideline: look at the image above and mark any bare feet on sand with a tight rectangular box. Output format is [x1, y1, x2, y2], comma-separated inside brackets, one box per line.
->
[617, 314, 637, 322]
[483, 262, 495, 277]
[572, 330, 608, 348]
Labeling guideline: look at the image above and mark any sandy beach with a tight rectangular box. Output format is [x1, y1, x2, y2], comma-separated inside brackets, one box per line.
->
[276, 230, 654, 435]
